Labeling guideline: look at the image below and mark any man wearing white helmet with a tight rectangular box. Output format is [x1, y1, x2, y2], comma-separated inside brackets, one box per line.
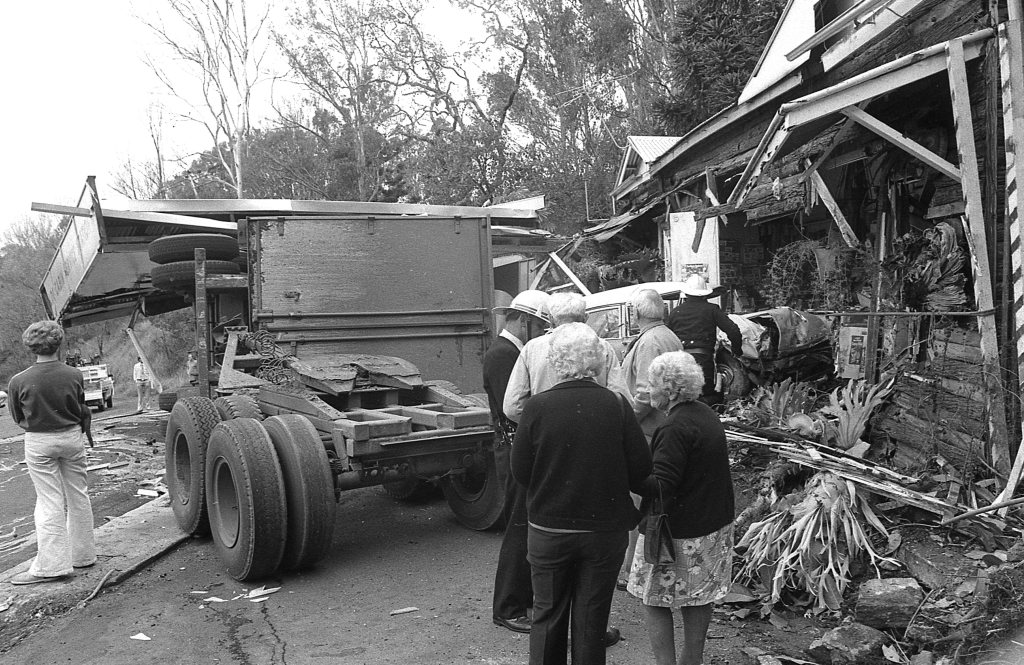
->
[502, 292, 632, 425]
[486, 289, 551, 635]
[666, 274, 742, 405]
[498, 290, 628, 648]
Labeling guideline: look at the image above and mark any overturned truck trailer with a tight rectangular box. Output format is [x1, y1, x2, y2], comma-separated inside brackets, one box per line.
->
[37, 185, 540, 580]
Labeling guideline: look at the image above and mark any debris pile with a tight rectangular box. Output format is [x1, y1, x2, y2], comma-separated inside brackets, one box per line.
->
[723, 375, 1024, 664]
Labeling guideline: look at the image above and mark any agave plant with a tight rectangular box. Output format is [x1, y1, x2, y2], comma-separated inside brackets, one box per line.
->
[819, 378, 894, 450]
[736, 471, 897, 614]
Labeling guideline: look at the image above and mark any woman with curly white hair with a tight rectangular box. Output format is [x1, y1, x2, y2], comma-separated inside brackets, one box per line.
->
[627, 351, 735, 665]
[511, 322, 652, 665]
[7, 320, 97, 585]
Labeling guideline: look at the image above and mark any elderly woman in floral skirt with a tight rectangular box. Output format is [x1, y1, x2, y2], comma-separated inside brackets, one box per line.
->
[627, 351, 735, 665]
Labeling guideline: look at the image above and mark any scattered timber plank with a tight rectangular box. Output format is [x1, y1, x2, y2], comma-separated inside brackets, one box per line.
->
[258, 384, 347, 421]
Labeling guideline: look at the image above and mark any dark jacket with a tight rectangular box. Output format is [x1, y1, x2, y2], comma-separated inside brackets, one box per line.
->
[511, 380, 652, 532]
[667, 296, 742, 355]
[640, 400, 734, 538]
[8, 361, 89, 432]
[483, 336, 520, 444]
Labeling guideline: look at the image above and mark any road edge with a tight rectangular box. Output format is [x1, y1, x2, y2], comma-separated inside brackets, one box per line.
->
[0, 496, 188, 651]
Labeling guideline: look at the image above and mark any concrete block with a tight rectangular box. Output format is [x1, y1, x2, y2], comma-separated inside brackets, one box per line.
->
[855, 577, 924, 629]
[808, 622, 888, 665]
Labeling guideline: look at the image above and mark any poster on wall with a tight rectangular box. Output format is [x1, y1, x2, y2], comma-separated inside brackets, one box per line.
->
[665, 212, 720, 287]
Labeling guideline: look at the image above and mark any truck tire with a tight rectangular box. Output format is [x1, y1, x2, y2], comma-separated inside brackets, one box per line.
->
[148, 233, 239, 264]
[717, 353, 753, 400]
[151, 260, 239, 292]
[262, 415, 336, 571]
[159, 386, 199, 412]
[205, 419, 288, 581]
[441, 450, 505, 530]
[214, 395, 264, 421]
[158, 390, 178, 412]
[166, 397, 220, 535]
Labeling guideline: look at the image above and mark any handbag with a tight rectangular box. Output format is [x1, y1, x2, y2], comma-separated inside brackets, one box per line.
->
[644, 484, 676, 565]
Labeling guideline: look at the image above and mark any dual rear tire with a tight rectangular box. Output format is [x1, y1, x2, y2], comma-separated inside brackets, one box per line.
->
[166, 396, 336, 580]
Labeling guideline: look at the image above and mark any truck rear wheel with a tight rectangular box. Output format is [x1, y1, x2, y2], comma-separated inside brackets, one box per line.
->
[441, 451, 504, 530]
[166, 397, 220, 535]
[262, 415, 336, 571]
[214, 395, 264, 421]
[149, 233, 239, 264]
[206, 419, 287, 581]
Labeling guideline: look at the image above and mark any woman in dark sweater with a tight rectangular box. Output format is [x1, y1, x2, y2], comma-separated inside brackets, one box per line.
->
[511, 322, 652, 665]
[7, 320, 96, 585]
[627, 351, 735, 665]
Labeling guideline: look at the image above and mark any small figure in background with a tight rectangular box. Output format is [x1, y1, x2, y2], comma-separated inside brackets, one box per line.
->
[186, 352, 199, 386]
[133, 357, 151, 413]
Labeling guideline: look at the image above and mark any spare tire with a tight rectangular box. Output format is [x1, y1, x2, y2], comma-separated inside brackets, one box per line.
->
[149, 233, 239, 264]
[151, 260, 239, 292]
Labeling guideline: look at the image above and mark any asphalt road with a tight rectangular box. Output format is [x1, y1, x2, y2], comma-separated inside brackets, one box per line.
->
[0, 403, 165, 572]
[0, 485, 822, 665]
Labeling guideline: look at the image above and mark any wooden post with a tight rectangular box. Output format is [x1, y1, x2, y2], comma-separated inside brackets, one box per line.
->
[947, 37, 1011, 474]
[996, 8, 1024, 503]
[195, 247, 211, 399]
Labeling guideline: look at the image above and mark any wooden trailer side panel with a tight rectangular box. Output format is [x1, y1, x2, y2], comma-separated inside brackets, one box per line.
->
[250, 216, 493, 393]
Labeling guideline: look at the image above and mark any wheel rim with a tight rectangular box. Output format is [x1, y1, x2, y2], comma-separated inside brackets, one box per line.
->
[211, 456, 240, 548]
[173, 432, 192, 507]
[447, 463, 486, 501]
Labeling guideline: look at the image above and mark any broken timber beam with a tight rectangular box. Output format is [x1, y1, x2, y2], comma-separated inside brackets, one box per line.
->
[804, 159, 859, 247]
[947, 37, 1011, 475]
[840, 106, 962, 182]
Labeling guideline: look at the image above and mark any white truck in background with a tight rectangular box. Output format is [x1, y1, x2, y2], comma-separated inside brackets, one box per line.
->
[76, 363, 114, 411]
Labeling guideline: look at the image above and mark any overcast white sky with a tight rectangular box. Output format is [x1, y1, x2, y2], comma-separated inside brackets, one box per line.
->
[0, 1, 476, 240]
[0, 1, 170, 235]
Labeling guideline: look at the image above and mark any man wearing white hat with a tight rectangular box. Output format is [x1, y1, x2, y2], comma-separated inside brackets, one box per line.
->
[486, 289, 551, 635]
[666, 274, 743, 405]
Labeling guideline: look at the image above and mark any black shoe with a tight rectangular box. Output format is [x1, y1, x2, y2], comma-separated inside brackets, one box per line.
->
[493, 615, 531, 633]
[604, 627, 621, 648]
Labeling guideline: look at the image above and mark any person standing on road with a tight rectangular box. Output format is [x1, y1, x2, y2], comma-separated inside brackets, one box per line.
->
[511, 323, 652, 665]
[7, 320, 97, 585]
[502, 292, 632, 424]
[665, 274, 742, 406]
[618, 288, 684, 588]
[627, 351, 735, 665]
[133, 357, 151, 413]
[486, 290, 551, 635]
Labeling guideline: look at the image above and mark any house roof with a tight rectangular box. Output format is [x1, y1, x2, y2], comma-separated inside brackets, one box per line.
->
[628, 136, 681, 163]
[728, 28, 992, 206]
[738, 0, 815, 104]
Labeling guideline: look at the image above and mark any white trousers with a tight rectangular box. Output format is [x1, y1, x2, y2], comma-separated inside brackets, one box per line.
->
[24, 427, 96, 576]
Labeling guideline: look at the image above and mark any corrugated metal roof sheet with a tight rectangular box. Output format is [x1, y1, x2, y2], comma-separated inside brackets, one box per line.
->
[627, 136, 682, 163]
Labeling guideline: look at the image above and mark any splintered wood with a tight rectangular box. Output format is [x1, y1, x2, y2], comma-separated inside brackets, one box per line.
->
[726, 424, 1021, 534]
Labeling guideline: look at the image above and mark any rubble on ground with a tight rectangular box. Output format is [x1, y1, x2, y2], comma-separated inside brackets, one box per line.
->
[722, 375, 1024, 664]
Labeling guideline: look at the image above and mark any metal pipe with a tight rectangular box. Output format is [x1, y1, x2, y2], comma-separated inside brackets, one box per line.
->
[274, 330, 486, 342]
[254, 308, 486, 319]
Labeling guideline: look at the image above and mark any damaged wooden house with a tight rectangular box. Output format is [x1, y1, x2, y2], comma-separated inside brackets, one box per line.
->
[590, 0, 1024, 488]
